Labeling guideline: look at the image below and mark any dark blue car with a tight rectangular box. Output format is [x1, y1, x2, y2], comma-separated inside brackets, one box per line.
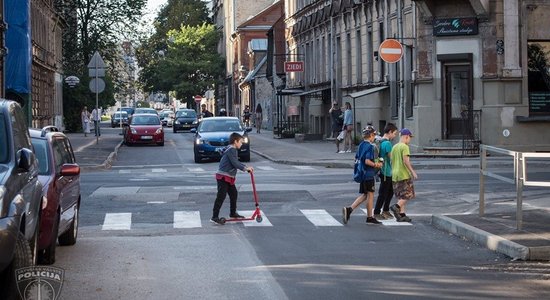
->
[192, 117, 251, 163]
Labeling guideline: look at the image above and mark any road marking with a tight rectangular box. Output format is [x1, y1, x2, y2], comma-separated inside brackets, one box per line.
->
[187, 167, 205, 172]
[293, 166, 315, 170]
[102, 213, 131, 230]
[301, 209, 343, 226]
[91, 186, 140, 197]
[147, 201, 166, 204]
[360, 209, 413, 226]
[152, 168, 167, 173]
[239, 210, 273, 227]
[256, 166, 276, 171]
[118, 170, 131, 174]
[173, 211, 202, 228]
[129, 178, 150, 181]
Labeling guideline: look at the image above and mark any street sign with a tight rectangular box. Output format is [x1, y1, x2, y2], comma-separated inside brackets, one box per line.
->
[379, 39, 403, 63]
[194, 95, 203, 103]
[87, 51, 106, 69]
[284, 61, 304, 72]
[89, 78, 105, 93]
[64, 76, 80, 87]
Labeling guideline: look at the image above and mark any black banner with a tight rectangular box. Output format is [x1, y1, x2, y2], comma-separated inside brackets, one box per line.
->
[433, 18, 478, 36]
[529, 92, 550, 115]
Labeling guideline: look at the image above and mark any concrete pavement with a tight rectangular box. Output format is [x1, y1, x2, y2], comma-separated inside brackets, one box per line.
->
[67, 124, 550, 261]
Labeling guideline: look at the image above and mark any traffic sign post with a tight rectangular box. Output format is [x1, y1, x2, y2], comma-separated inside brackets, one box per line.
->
[87, 51, 106, 144]
[379, 39, 404, 63]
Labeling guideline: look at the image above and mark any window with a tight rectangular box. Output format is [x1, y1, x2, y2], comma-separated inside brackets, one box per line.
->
[356, 29, 362, 84]
[0, 115, 7, 163]
[346, 33, 352, 86]
[528, 41, 550, 115]
[367, 27, 373, 82]
[31, 139, 50, 175]
[379, 22, 385, 82]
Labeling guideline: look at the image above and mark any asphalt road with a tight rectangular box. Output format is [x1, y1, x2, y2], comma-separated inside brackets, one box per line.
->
[54, 129, 550, 299]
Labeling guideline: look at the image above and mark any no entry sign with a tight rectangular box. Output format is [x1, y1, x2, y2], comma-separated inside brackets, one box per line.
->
[194, 95, 202, 103]
[379, 39, 403, 63]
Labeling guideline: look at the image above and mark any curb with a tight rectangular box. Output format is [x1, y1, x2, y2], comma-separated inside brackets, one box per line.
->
[250, 149, 353, 168]
[431, 214, 529, 260]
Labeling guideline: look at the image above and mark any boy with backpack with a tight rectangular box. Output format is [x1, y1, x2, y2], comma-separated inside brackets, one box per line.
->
[342, 125, 383, 225]
[373, 123, 399, 220]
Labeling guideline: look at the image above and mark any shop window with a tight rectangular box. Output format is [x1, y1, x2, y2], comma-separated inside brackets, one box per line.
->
[528, 41, 550, 115]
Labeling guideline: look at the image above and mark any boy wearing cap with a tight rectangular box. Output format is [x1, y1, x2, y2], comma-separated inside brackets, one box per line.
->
[373, 123, 399, 220]
[390, 128, 418, 222]
[342, 126, 383, 225]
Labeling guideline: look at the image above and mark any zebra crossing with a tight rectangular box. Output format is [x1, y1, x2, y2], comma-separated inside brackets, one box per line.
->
[115, 164, 323, 174]
[100, 208, 412, 231]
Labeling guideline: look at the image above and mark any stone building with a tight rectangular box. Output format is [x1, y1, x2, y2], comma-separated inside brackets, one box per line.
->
[0, 0, 4, 97]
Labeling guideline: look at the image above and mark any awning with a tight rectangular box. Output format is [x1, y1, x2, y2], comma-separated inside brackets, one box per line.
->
[345, 86, 388, 99]
[294, 87, 329, 97]
[277, 88, 304, 95]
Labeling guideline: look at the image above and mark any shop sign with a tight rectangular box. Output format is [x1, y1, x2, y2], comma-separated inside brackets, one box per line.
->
[284, 61, 304, 72]
[433, 18, 478, 36]
[529, 92, 550, 115]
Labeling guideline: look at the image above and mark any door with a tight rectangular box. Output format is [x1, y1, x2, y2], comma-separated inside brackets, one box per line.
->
[444, 65, 472, 139]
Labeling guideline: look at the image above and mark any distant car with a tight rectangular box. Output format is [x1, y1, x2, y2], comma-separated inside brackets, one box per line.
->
[134, 108, 158, 115]
[0, 99, 43, 298]
[159, 111, 175, 127]
[111, 111, 129, 127]
[30, 126, 81, 265]
[117, 107, 135, 117]
[123, 113, 164, 146]
[173, 109, 198, 133]
[192, 117, 251, 163]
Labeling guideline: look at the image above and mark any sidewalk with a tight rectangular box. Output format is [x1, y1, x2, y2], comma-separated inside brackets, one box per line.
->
[68, 126, 550, 260]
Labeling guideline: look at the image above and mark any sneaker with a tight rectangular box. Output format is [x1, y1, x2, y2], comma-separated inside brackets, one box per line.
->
[398, 214, 412, 222]
[338, 150, 346, 154]
[345, 150, 352, 153]
[229, 213, 245, 218]
[366, 217, 382, 224]
[381, 211, 394, 219]
[342, 207, 352, 224]
[373, 214, 384, 220]
[390, 204, 402, 221]
[210, 217, 224, 225]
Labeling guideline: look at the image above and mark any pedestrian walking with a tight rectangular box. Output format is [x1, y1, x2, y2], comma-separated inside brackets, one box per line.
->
[81, 106, 90, 137]
[218, 108, 227, 116]
[243, 105, 251, 127]
[201, 104, 213, 118]
[389, 128, 418, 222]
[341, 102, 354, 153]
[255, 103, 263, 133]
[211, 132, 254, 224]
[91, 107, 101, 137]
[373, 123, 399, 220]
[329, 101, 343, 152]
[342, 125, 383, 225]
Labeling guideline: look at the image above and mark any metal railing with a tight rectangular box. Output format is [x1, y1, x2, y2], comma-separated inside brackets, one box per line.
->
[479, 145, 550, 229]
[273, 121, 305, 138]
[462, 110, 481, 156]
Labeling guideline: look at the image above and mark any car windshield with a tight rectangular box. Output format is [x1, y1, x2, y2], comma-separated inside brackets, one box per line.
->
[176, 110, 197, 118]
[0, 114, 7, 163]
[135, 108, 157, 115]
[31, 139, 50, 175]
[132, 115, 160, 125]
[118, 107, 134, 115]
[199, 119, 243, 132]
[114, 112, 127, 118]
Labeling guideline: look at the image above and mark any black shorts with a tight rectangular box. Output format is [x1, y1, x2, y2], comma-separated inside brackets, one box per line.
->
[359, 179, 375, 194]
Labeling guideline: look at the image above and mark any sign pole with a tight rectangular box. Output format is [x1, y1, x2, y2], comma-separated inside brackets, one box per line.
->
[95, 58, 99, 144]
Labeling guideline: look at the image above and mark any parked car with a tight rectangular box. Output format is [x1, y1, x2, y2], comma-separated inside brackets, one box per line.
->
[123, 113, 164, 146]
[173, 109, 198, 132]
[159, 111, 175, 127]
[134, 107, 158, 115]
[117, 106, 135, 117]
[111, 111, 129, 127]
[0, 99, 43, 298]
[29, 126, 81, 265]
[192, 117, 251, 163]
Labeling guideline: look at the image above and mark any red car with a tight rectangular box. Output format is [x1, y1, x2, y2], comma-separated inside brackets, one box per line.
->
[124, 113, 164, 146]
[30, 126, 81, 265]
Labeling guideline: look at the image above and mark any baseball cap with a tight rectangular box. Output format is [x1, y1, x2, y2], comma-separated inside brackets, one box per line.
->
[400, 128, 414, 137]
[362, 125, 376, 136]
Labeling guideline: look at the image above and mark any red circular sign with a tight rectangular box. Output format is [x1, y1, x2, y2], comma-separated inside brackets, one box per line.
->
[194, 95, 202, 102]
[379, 39, 403, 63]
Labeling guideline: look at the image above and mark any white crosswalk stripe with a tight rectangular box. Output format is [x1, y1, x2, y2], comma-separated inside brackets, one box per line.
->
[360, 209, 413, 226]
[293, 166, 315, 170]
[239, 210, 273, 227]
[256, 166, 276, 171]
[102, 213, 132, 230]
[152, 168, 167, 173]
[174, 211, 202, 228]
[300, 209, 343, 226]
[118, 170, 131, 174]
[187, 167, 205, 172]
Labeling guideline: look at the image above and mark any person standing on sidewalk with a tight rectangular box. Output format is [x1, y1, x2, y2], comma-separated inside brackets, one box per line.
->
[373, 123, 398, 220]
[342, 125, 383, 225]
[329, 102, 343, 152]
[91, 107, 101, 137]
[389, 128, 418, 222]
[81, 106, 90, 137]
[341, 102, 354, 153]
[211, 132, 254, 224]
[255, 104, 263, 133]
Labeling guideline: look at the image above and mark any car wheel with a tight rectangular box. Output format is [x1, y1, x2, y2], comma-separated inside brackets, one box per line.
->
[0, 232, 33, 299]
[38, 213, 59, 265]
[59, 201, 79, 246]
[194, 150, 202, 163]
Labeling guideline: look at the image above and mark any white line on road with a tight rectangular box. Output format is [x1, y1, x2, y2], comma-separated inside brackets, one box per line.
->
[152, 168, 167, 173]
[187, 167, 205, 172]
[173, 211, 202, 228]
[256, 166, 276, 171]
[147, 201, 166, 204]
[118, 170, 131, 174]
[239, 210, 273, 227]
[293, 166, 315, 170]
[102, 213, 132, 230]
[301, 209, 343, 226]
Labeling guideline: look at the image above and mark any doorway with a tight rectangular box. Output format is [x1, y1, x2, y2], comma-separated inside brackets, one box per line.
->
[443, 65, 472, 139]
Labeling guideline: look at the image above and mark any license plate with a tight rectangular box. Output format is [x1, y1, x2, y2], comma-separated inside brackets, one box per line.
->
[141, 136, 153, 140]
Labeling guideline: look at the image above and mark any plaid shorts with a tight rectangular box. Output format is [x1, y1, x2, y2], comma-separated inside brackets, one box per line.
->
[393, 179, 415, 200]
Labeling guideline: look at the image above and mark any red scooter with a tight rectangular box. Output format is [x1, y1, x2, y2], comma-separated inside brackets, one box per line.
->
[219, 171, 263, 224]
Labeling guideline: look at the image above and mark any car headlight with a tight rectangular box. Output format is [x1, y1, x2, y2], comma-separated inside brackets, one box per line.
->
[155, 128, 163, 134]
[243, 137, 249, 143]
[131, 128, 137, 134]
[195, 138, 205, 145]
[175, 120, 180, 124]
[192, 120, 198, 124]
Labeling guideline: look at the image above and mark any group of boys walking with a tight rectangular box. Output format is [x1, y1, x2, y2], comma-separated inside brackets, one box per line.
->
[342, 123, 417, 225]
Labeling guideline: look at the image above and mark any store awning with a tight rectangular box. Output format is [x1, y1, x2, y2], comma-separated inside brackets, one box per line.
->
[345, 86, 388, 99]
[294, 87, 329, 97]
[277, 88, 304, 95]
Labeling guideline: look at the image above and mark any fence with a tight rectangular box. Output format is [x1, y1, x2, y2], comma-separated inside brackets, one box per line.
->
[479, 145, 550, 229]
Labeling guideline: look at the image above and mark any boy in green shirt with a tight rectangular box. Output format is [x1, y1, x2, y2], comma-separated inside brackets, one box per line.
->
[390, 128, 418, 222]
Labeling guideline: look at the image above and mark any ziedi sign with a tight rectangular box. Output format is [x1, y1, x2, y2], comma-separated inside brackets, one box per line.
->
[379, 39, 403, 63]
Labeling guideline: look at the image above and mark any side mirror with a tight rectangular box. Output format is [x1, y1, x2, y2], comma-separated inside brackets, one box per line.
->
[17, 148, 35, 172]
[60, 164, 81, 176]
